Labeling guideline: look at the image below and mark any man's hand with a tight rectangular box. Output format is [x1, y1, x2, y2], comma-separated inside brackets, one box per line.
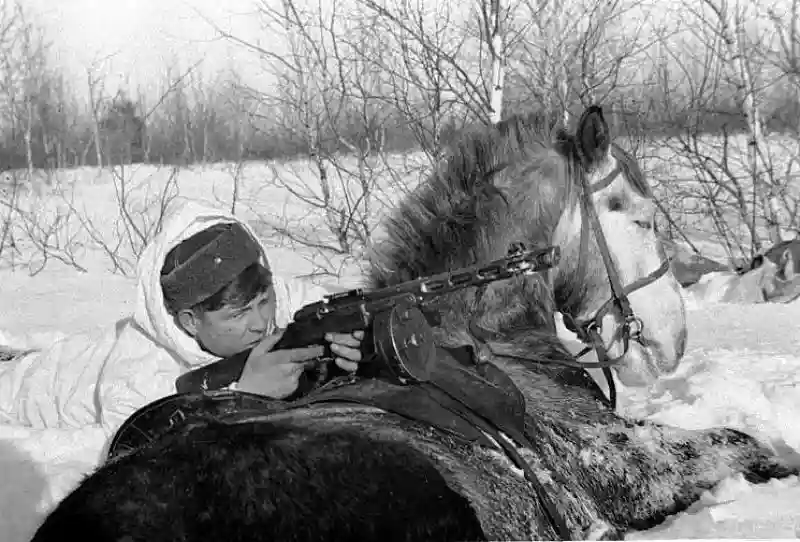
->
[235, 330, 367, 399]
[326, 330, 366, 372]
[236, 330, 324, 399]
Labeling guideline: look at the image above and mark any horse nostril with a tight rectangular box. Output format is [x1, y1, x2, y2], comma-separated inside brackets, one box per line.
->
[634, 220, 652, 231]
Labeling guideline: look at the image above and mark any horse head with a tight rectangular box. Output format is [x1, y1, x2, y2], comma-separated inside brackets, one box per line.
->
[370, 105, 687, 390]
[546, 107, 687, 386]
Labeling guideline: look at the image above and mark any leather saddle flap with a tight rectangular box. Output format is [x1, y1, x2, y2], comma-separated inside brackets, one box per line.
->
[291, 379, 495, 447]
[289, 346, 530, 449]
[429, 345, 528, 444]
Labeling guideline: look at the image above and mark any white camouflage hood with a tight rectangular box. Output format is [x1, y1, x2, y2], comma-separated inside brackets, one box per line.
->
[133, 200, 290, 369]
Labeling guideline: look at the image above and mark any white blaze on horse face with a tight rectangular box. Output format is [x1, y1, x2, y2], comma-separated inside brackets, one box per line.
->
[582, 157, 687, 387]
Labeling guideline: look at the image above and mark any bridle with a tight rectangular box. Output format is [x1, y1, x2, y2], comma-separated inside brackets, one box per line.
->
[470, 160, 671, 410]
[557, 162, 670, 409]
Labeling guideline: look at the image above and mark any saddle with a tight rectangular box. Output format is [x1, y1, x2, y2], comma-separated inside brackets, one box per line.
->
[108, 340, 531, 460]
[289, 345, 531, 449]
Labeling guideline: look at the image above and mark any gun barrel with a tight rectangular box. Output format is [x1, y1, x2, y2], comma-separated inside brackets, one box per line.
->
[293, 245, 560, 323]
[404, 245, 560, 298]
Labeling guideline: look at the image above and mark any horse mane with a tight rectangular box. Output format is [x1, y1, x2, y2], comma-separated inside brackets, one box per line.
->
[368, 113, 581, 282]
[367, 112, 592, 364]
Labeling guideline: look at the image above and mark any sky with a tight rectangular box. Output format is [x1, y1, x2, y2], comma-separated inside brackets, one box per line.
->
[21, 0, 273, 98]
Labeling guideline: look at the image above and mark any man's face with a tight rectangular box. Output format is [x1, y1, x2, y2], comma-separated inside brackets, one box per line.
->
[183, 287, 277, 358]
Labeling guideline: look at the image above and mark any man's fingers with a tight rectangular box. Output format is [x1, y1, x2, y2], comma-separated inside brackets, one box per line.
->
[252, 329, 285, 355]
[335, 359, 359, 372]
[331, 343, 362, 362]
[287, 345, 326, 364]
[325, 331, 362, 348]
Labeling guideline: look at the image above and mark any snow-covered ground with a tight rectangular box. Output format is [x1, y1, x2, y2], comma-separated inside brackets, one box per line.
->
[1, 162, 799, 540]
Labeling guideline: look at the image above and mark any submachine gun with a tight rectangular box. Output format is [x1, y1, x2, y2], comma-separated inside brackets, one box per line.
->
[175, 244, 561, 394]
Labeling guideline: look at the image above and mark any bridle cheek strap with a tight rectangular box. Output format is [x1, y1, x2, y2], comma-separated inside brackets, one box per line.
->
[560, 166, 671, 409]
[468, 163, 673, 412]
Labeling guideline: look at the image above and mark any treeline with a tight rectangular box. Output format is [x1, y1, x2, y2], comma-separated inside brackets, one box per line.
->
[5, 80, 800, 171]
[2, 0, 799, 171]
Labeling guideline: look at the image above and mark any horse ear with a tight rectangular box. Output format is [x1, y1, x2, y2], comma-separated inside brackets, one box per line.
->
[575, 105, 611, 168]
[750, 254, 764, 270]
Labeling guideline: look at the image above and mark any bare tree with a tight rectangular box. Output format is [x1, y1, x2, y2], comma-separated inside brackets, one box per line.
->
[694, 0, 782, 246]
[0, 174, 22, 265]
[766, 0, 800, 232]
[196, 0, 416, 274]
[0, 1, 24, 168]
[16, 8, 46, 179]
[189, 0, 541, 273]
[475, 0, 509, 124]
[63, 166, 180, 276]
[0, 1, 62, 172]
[7, 190, 88, 275]
[85, 54, 116, 169]
[640, 0, 800, 267]
[356, 0, 497, 134]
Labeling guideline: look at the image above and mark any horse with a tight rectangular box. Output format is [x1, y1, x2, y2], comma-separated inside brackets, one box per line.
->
[760, 239, 800, 302]
[763, 237, 800, 272]
[31, 106, 797, 542]
[686, 244, 800, 304]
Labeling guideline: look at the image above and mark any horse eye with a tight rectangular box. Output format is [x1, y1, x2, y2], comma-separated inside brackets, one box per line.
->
[608, 196, 624, 211]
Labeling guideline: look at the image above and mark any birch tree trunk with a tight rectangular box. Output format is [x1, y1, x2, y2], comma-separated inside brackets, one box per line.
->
[202, 117, 209, 164]
[704, 0, 782, 246]
[25, 98, 33, 178]
[734, 15, 781, 245]
[87, 70, 103, 169]
[488, 0, 505, 125]
[560, 73, 570, 126]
